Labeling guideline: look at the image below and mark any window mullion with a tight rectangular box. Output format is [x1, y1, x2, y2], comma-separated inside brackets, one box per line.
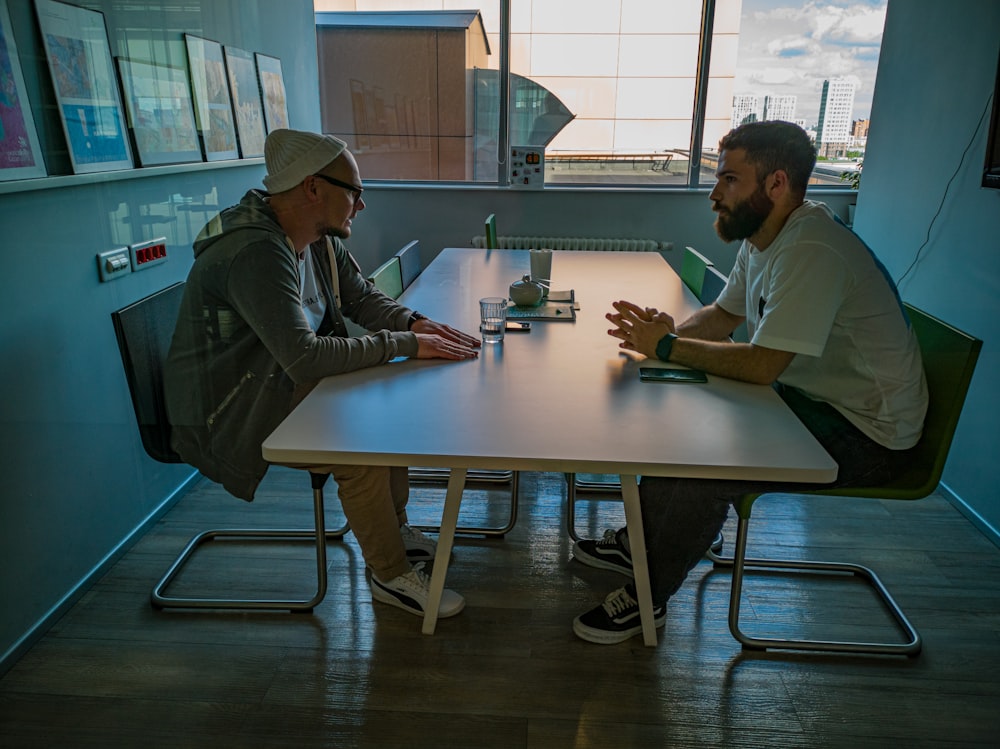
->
[498, 0, 511, 186]
[688, 0, 717, 188]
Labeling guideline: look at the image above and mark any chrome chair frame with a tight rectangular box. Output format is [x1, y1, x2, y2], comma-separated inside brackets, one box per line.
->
[708, 303, 981, 656]
[113, 282, 349, 614]
[410, 468, 520, 538]
[565, 472, 622, 542]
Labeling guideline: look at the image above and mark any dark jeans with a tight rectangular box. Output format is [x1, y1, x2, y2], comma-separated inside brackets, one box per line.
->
[635, 385, 910, 604]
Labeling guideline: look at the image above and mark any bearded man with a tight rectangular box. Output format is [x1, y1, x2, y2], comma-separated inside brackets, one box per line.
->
[570, 120, 928, 644]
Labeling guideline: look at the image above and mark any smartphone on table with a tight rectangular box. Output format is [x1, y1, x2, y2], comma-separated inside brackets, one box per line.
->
[505, 321, 531, 332]
[638, 367, 708, 383]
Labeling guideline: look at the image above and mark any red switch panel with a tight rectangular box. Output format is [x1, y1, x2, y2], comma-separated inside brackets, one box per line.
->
[129, 237, 168, 271]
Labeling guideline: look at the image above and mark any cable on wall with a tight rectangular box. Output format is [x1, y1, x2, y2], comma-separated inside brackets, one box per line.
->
[896, 91, 994, 286]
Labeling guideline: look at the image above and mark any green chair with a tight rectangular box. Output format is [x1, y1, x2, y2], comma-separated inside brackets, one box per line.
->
[699, 264, 749, 341]
[485, 213, 498, 249]
[680, 246, 713, 299]
[711, 303, 981, 656]
[368, 256, 404, 299]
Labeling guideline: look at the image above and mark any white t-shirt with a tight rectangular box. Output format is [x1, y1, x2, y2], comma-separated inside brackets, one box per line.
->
[716, 200, 927, 449]
[299, 244, 327, 332]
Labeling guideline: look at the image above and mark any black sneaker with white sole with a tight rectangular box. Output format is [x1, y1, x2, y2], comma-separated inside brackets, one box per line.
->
[573, 586, 666, 645]
[573, 528, 725, 577]
[573, 528, 634, 576]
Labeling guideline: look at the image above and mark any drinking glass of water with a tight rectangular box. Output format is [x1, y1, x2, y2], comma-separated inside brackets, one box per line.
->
[479, 297, 508, 343]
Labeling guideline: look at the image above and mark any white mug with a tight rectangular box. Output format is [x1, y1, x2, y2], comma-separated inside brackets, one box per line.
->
[529, 249, 553, 289]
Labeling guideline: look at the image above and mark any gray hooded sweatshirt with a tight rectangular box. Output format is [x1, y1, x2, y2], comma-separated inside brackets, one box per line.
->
[164, 189, 419, 500]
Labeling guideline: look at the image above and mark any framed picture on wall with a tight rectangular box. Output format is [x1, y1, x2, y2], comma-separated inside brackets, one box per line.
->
[34, 0, 133, 173]
[0, 0, 46, 180]
[184, 34, 238, 161]
[116, 58, 202, 167]
[254, 52, 289, 133]
[223, 45, 266, 158]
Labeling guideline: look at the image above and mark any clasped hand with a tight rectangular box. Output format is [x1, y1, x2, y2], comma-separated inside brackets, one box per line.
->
[607, 300, 676, 359]
[412, 318, 481, 360]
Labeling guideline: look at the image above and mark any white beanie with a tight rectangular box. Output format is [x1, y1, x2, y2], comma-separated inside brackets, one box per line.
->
[263, 129, 348, 193]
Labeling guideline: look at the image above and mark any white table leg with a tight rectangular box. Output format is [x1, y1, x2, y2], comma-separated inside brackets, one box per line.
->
[421, 467, 466, 635]
[620, 474, 657, 646]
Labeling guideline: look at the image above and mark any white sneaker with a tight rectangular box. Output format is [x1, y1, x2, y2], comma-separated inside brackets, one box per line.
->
[400, 524, 436, 561]
[370, 563, 465, 618]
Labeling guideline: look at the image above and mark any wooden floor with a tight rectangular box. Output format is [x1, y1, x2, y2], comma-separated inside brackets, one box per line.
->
[2, 468, 999, 748]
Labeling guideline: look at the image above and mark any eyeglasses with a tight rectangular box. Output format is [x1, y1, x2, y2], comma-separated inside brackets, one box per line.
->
[312, 173, 364, 204]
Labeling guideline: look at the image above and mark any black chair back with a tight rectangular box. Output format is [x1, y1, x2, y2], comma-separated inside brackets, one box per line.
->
[111, 282, 186, 464]
[395, 239, 422, 290]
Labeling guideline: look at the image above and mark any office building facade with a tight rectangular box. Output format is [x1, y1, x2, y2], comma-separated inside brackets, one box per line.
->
[763, 94, 797, 122]
[817, 77, 856, 157]
[732, 94, 760, 128]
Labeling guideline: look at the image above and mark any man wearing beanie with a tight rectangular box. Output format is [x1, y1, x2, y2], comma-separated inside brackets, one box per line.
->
[165, 128, 480, 620]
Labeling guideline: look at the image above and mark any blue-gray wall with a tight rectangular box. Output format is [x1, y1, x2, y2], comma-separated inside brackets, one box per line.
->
[854, 0, 999, 537]
[0, 0, 319, 670]
[2, 0, 996, 672]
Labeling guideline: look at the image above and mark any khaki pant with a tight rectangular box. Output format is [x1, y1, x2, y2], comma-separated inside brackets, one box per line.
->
[309, 464, 412, 582]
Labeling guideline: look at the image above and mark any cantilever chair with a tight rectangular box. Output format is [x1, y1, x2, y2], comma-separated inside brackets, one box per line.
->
[680, 246, 714, 299]
[709, 303, 981, 656]
[112, 282, 349, 612]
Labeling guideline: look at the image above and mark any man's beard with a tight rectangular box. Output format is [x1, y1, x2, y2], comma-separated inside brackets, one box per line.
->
[714, 183, 773, 242]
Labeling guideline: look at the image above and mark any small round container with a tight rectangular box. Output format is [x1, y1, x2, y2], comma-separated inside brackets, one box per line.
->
[509, 274, 544, 306]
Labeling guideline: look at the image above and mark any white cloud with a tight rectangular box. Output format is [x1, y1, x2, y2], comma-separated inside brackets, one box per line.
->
[734, 1, 887, 123]
[765, 35, 817, 56]
[807, 3, 886, 44]
[747, 66, 807, 86]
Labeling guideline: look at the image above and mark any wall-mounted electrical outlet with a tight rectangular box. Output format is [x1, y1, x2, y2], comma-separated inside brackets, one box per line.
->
[97, 247, 132, 282]
[129, 237, 168, 271]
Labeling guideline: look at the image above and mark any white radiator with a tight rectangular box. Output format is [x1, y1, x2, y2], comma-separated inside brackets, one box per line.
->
[471, 235, 669, 252]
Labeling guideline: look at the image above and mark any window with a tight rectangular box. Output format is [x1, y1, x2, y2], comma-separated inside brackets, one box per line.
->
[314, 0, 885, 188]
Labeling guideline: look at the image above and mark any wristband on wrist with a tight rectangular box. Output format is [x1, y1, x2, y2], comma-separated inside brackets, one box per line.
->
[408, 311, 427, 330]
[655, 332, 678, 362]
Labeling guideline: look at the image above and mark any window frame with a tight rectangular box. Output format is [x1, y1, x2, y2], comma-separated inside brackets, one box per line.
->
[353, 0, 857, 194]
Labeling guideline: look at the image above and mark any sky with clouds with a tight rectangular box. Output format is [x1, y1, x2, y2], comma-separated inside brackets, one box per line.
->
[732, 0, 887, 125]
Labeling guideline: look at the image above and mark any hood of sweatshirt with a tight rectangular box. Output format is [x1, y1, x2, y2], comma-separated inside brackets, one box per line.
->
[192, 189, 286, 259]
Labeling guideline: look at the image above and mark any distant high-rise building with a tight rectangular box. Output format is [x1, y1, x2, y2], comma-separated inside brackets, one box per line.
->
[816, 78, 856, 155]
[732, 94, 760, 128]
[763, 95, 797, 122]
[852, 118, 870, 138]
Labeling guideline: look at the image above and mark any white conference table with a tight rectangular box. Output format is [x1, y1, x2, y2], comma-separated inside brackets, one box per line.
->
[263, 248, 837, 645]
